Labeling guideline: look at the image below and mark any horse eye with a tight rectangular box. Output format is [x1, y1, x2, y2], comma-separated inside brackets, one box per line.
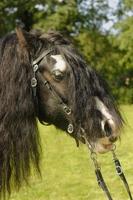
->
[52, 70, 64, 81]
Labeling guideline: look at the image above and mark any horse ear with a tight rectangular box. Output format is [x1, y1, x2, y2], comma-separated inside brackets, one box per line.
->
[16, 27, 28, 50]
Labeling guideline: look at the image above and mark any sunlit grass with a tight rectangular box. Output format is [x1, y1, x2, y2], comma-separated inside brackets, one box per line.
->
[10, 105, 133, 200]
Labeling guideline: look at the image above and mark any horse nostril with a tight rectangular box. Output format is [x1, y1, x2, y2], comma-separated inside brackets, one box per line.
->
[109, 136, 117, 143]
[103, 120, 112, 137]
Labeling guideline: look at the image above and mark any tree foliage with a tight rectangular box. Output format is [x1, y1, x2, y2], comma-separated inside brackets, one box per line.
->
[112, 0, 133, 103]
[0, 0, 132, 103]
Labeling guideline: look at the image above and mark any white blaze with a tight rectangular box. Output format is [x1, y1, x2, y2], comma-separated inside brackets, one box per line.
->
[95, 97, 112, 119]
[95, 97, 115, 131]
[51, 55, 67, 72]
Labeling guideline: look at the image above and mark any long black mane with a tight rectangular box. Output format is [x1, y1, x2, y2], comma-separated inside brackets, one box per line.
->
[0, 30, 123, 198]
[0, 32, 42, 197]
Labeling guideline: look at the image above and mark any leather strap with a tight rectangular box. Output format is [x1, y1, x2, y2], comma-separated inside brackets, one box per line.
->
[95, 168, 113, 200]
[32, 49, 53, 66]
[113, 153, 133, 200]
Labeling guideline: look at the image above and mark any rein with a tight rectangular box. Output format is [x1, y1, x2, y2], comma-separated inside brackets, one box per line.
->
[31, 50, 132, 200]
[112, 149, 133, 200]
[86, 138, 133, 200]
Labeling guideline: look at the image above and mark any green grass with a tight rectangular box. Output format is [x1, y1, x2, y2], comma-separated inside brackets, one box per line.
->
[10, 105, 133, 200]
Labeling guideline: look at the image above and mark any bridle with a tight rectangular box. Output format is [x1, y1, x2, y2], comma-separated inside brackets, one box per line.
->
[31, 50, 133, 200]
[31, 49, 74, 134]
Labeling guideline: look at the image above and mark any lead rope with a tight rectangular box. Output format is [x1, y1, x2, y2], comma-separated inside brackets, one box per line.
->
[112, 146, 133, 200]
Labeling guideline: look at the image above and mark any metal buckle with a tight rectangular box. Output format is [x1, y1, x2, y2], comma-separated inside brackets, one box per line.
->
[31, 77, 37, 87]
[33, 64, 39, 72]
[67, 124, 74, 134]
[63, 105, 71, 115]
[116, 165, 123, 176]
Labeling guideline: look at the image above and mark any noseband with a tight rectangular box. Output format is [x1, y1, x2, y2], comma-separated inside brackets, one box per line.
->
[31, 50, 132, 200]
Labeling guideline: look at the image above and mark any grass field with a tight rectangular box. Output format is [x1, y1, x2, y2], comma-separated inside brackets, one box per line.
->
[10, 105, 133, 200]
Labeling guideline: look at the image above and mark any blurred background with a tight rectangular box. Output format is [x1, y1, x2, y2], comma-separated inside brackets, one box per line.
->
[0, 0, 132, 103]
[0, 0, 133, 200]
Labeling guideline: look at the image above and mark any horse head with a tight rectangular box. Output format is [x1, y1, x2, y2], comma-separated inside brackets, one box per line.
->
[0, 27, 123, 197]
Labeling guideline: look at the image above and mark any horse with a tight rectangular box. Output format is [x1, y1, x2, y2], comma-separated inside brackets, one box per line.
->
[0, 27, 123, 198]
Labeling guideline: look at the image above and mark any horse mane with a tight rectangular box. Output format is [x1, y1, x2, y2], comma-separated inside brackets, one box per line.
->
[0, 29, 79, 198]
[30, 29, 71, 45]
[0, 31, 43, 198]
[0, 29, 123, 198]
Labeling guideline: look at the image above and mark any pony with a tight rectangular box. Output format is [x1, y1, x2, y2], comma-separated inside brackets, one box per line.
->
[0, 27, 123, 198]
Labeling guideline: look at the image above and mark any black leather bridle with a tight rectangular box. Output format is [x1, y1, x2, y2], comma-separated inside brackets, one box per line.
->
[31, 50, 133, 200]
[31, 49, 74, 134]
